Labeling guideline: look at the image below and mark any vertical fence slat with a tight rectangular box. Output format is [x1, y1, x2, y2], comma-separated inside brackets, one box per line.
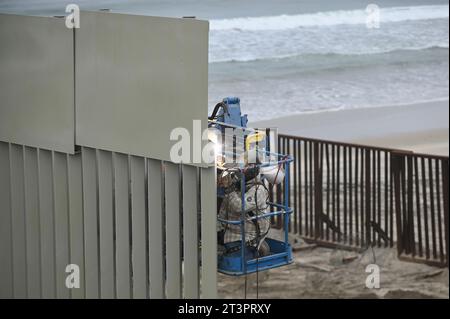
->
[0, 142, 13, 298]
[401, 154, 408, 254]
[293, 139, 298, 234]
[287, 138, 291, 233]
[349, 147, 354, 246]
[355, 148, 364, 247]
[319, 143, 324, 237]
[67, 152, 85, 299]
[385, 152, 389, 247]
[361, 148, 366, 247]
[343, 146, 347, 243]
[53, 152, 70, 298]
[336, 146, 341, 242]
[81, 147, 100, 298]
[393, 153, 404, 256]
[442, 159, 449, 266]
[407, 156, 415, 256]
[314, 142, 321, 240]
[309, 141, 314, 237]
[414, 157, 423, 257]
[24, 147, 41, 298]
[297, 139, 302, 235]
[148, 159, 165, 299]
[325, 144, 330, 241]
[276, 136, 282, 228]
[183, 165, 200, 299]
[421, 157, 430, 260]
[435, 159, 444, 263]
[428, 158, 437, 260]
[356, 148, 361, 246]
[377, 150, 381, 247]
[200, 166, 217, 298]
[130, 155, 148, 299]
[97, 150, 115, 298]
[372, 150, 377, 245]
[365, 149, 371, 247]
[165, 162, 181, 299]
[356, 147, 358, 246]
[332, 145, 336, 242]
[389, 152, 394, 247]
[304, 141, 309, 237]
[38, 149, 56, 298]
[370, 149, 375, 245]
[114, 153, 131, 299]
[9, 144, 27, 298]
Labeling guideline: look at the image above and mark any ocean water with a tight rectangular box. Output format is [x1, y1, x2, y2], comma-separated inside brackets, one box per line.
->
[208, 4, 449, 121]
[1, 0, 449, 121]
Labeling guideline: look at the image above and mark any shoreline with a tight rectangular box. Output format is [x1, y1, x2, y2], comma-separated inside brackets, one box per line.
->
[251, 100, 449, 156]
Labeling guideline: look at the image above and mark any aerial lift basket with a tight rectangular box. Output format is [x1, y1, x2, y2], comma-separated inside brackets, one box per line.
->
[209, 97, 294, 276]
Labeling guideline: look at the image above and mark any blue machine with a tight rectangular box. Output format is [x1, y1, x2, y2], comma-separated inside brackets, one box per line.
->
[215, 97, 248, 128]
[209, 97, 293, 276]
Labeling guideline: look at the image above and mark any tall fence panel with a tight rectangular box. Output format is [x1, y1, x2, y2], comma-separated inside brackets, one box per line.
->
[393, 152, 449, 267]
[0, 142, 217, 298]
[277, 135, 395, 250]
[277, 134, 448, 268]
[0, 12, 214, 299]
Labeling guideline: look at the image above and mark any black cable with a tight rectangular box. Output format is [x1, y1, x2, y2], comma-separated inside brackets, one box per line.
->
[208, 102, 229, 121]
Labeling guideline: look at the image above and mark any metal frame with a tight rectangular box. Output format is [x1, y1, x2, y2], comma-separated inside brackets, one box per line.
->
[0, 142, 217, 298]
[212, 118, 294, 275]
[276, 134, 449, 268]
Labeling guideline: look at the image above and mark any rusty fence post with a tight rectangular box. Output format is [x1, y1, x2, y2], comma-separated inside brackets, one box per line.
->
[314, 142, 322, 240]
[442, 158, 449, 267]
[365, 149, 371, 247]
[392, 151, 406, 257]
[406, 155, 415, 256]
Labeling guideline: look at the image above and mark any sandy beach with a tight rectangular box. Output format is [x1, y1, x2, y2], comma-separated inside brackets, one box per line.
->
[252, 100, 449, 156]
[219, 245, 450, 299]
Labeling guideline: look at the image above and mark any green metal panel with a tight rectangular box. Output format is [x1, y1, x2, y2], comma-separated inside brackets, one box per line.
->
[200, 167, 217, 298]
[68, 153, 85, 299]
[97, 150, 115, 298]
[148, 159, 165, 299]
[23, 147, 41, 298]
[75, 12, 209, 166]
[38, 149, 56, 298]
[10, 144, 27, 298]
[114, 153, 132, 299]
[130, 156, 148, 298]
[52, 152, 70, 298]
[81, 147, 100, 298]
[0, 14, 74, 154]
[183, 165, 200, 298]
[0, 142, 13, 298]
[165, 162, 182, 298]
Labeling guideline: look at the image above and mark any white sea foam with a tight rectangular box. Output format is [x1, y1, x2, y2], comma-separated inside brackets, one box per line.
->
[210, 5, 449, 31]
[209, 6, 449, 63]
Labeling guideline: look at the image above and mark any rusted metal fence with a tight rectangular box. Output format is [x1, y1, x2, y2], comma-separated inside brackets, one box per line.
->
[274, 134, 449, 268]
[392, 152, 449, 267]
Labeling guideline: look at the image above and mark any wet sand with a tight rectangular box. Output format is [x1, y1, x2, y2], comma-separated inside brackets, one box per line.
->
[252, 100, 449, 156]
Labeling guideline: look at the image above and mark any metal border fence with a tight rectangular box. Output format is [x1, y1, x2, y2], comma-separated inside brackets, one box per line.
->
[274, 134, 449, 268]
[0, 142, 217, 299]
